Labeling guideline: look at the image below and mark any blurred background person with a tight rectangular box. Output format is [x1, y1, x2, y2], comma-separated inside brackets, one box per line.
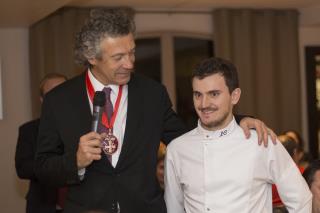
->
[272, 134, 305, 213]
[285, 130, 310, 169]
[15, 73, 67, 213]
[303, 159, 320, 213]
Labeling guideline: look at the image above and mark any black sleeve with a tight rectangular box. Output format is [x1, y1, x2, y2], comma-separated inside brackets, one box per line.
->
[35, 95, 80, 187]
[234, 114, 253, 124]
[161, 86, 187, 145]
[15, 122, 37, 180]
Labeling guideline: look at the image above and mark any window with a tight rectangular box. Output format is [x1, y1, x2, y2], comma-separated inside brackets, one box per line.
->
[135, 33, 213, 129]
[135, 38, 161, 82]
[174, 37, 214, 129]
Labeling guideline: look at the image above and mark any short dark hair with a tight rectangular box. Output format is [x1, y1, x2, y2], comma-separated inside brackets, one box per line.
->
[303, 159, 320, 187]
[192, 57, 239, 93]
[74, 8, 136, 68]
[39, 73, 67, 97]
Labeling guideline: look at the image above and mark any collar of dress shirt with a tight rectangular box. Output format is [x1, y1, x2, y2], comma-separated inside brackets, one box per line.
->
[196, 116, 237, 140]
[88, 69, 121, 95]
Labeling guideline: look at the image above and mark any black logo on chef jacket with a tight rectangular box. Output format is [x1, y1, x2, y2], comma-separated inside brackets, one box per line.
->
[219, 130, 228, 137]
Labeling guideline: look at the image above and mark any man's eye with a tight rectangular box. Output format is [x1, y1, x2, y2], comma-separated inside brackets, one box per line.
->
[210, 92, 219, 97]
[114, 56, 122, 61]
[193, 93, 201, 98]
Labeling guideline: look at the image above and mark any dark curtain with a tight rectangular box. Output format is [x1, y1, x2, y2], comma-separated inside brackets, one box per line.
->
[213, 9, 301, 134]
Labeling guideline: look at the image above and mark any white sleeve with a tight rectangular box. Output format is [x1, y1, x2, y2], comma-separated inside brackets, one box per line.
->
[164, 147, 185, 213]
[269, 142, 312, 212]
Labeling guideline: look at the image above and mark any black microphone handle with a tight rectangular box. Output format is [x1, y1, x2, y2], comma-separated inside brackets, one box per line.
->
[91, 105, 104, 132]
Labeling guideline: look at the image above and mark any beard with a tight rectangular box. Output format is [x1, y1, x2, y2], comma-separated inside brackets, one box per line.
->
[200, 108, 230, 130]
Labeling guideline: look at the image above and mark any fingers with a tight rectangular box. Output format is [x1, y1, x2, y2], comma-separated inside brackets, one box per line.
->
[240, 117, 276, 147]
[79, 150, 101, 163]
[260, 122, 268, 147]
[84, 151, 101, 161]
[77, 132, 104, 169]
[239, 117, 251, 139]
[257, 122, 276, 147]
[254, 121, 264, 146]
[268, 128, 277, 144]
[243, 126, 251, 139]
[84, 146, 102, 154]
[80, 132, 103, 147]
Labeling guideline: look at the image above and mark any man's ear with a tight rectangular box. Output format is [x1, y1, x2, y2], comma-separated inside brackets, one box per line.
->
[88, 58, 97, 66]
[231, 88, 241, 105]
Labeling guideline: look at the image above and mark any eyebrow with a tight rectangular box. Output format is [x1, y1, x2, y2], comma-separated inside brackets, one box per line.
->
[110, 47, 136, 58]
[111, 53, 125, 58]
[193, 89, 220, 93]
[207, 90, 220, 93]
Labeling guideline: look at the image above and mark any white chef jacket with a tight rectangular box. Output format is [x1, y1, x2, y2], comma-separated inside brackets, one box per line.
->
[164, 117, 312, 213]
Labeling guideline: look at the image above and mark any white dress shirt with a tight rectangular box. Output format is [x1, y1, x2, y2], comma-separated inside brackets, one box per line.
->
[164, 117, 312, 213]
[78, 70, 128, 177]
[87, 70, 128, 167]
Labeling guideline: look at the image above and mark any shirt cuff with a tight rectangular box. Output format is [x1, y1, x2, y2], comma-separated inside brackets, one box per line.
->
[78, 168, 86, 181]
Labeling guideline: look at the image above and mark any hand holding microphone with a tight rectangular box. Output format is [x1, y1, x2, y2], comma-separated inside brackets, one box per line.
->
[76, 92, 105, 169]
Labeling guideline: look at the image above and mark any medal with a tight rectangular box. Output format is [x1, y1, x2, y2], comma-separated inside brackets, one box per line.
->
[102, 129, 119, 155]
[86, 71, 123, 155]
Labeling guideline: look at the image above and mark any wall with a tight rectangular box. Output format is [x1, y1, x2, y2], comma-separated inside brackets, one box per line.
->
[0, 28, 30, 212]
[135, 12, 212, 35]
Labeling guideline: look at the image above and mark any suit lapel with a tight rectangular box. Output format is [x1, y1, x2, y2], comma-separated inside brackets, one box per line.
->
[117, 74, 143, 168]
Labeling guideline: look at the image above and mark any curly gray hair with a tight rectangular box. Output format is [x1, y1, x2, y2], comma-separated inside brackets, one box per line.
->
[74, 8, 136, 67]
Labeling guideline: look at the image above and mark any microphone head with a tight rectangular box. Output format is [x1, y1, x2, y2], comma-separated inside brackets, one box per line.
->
[93, 91, 106, 107]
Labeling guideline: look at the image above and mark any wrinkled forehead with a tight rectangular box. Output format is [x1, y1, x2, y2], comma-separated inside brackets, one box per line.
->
[99, 33, 136, 54]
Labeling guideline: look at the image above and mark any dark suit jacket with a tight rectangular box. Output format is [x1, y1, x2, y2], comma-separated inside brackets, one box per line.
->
[35, 73, 186, 213]
[15, 119, 57, 213]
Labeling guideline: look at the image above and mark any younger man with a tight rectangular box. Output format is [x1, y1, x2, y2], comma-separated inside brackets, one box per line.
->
[164, 57, 312, 213]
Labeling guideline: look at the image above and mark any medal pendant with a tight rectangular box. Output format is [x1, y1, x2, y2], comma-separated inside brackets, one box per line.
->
[102, 130, 118, 155]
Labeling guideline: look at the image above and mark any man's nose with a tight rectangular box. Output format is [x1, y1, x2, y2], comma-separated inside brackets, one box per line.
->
[123, 54, 134, 69]
[200, 96, 209, 108]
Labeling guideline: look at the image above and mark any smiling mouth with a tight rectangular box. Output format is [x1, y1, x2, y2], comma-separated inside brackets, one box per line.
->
[117, 72, 131, 77]
[117, 69, 133, 75]
[200, 108, 217, 114]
